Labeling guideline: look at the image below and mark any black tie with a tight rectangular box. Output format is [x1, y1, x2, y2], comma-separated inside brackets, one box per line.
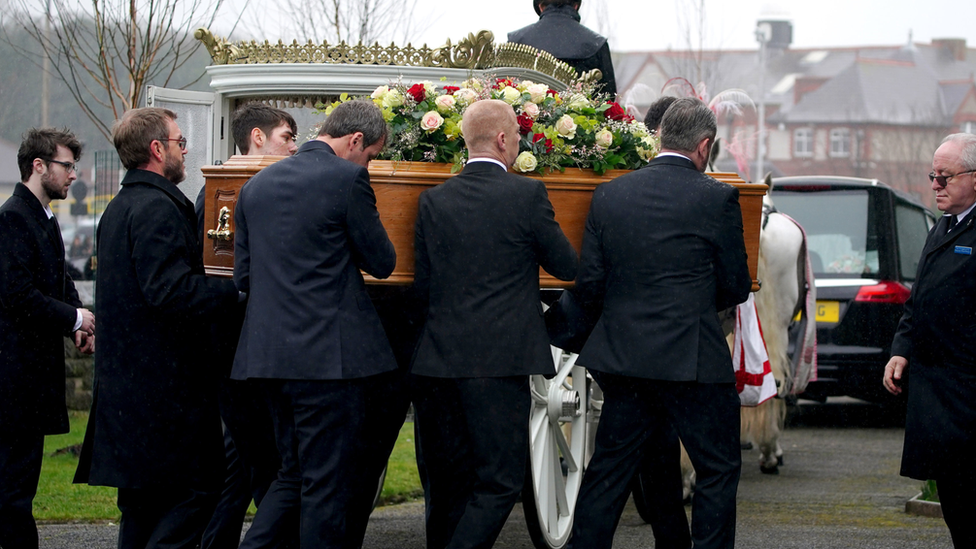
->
[947, 215, 959, 233]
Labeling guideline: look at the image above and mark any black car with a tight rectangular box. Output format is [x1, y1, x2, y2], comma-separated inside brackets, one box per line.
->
[771, 176, 937, 404]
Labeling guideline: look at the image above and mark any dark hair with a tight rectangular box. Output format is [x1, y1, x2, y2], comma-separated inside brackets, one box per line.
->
[231, 102, 298, 155]
[538, 0, 579, 12]
[112, 107, 176, 170]
[17, 128, 82, 182]
[659, 98, 716, 154]
[643, 96, 679, 133]
[319, 100, 388, 148]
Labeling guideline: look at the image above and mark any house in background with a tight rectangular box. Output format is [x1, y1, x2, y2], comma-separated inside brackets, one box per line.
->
[614, 24, 976, 209]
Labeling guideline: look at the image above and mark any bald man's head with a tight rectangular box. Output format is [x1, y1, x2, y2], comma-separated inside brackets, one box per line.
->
[462, 100, 520, 165]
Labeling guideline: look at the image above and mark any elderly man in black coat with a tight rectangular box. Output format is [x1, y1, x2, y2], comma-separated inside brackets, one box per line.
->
[411, 99, 578, 549]
[0, 128, 94, 549]
[562, 98, 751, 549]
[884, 132, 976, 548]
[74, 108, 240, 549]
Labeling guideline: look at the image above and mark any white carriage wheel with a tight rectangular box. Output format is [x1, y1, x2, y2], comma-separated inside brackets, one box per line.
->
[524, 347, 596, 549]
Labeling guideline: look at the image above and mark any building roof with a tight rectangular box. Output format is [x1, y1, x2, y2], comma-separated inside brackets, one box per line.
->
[614, 39, 976, 127]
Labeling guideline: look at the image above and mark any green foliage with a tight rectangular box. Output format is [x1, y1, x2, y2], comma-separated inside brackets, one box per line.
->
[378, 422, 424, 505]
[920, 479, 939, 502]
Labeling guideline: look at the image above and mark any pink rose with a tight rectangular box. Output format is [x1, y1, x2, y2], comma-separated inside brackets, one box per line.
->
[420, 111, 444, 132]
[522, 102, 540, 119]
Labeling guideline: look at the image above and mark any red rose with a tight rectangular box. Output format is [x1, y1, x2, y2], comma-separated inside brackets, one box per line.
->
[517, 114, 535, 135]
[496, 78, 514, 89]
[533, 133, 553, 152]
[407, 83, 426, 103]
[443, 86, 460, 95]
[605, 101, 627, 121]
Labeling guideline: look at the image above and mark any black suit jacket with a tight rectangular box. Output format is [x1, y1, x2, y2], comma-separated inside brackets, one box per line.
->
[573, 155, 751, 382]
[891, 212, 976, 478]
[75, 169, 239, 489]
[232, 140, 397, 381]
[0, 184, 82, 435]
[411, 161, 578, 378]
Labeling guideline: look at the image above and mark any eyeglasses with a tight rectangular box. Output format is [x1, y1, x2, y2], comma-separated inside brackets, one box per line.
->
[928, 169, 976, 187]
[160, 137, 188, 150]
[44, 159, 77, 173]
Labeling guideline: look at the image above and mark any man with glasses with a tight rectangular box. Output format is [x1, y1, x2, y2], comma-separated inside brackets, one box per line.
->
[884, 132, 976, 548]
[0, 128, 95, 549]
[74, 108, 240, 548]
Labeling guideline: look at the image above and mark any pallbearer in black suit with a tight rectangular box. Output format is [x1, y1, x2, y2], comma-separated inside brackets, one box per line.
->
[411, 99, 578, 549]
[0, 128, 94, 549]
[884, 133, 976, 548]
[564, 98, 751, 549]
[232, 100, 397, 549]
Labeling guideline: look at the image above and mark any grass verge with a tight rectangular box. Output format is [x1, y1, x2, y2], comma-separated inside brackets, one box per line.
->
[36, 412, 423, 521]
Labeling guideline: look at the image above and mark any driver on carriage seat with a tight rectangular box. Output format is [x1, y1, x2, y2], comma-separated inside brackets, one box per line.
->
[508, 0, 617, 97]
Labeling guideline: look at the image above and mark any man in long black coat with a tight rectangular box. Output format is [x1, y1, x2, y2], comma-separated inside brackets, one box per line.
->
[508, 0, 617, 97]
[0, 128, 94, 549]
[74, 108, 240, 549]
[411, 99, 578, 549]
[884, 133, 976, 548]
[232, 100, 397, 549]
[564, 98, 751, 549]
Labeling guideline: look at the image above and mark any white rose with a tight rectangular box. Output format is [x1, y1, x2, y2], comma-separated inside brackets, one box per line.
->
[371, 85, 389, 100]
[555, 115, 577, 139]
[455, 88, 478, 106]
[595, 129, 613, 149]
[527, 83, 549, 104]
[420, 111, 444, 132]
[522, 102, 540, 119]
[514, 151, 538, 173]
[501, 86, 521, 105]
[434, 94, 456, 113]
[566, 93, 590, 110]
[382, 89, 404, 108]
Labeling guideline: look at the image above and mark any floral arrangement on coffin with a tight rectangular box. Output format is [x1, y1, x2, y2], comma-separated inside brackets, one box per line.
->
[324, 76, 660, 175]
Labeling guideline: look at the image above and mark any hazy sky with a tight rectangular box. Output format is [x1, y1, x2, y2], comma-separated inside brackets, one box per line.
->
[229, 0, 976, 53]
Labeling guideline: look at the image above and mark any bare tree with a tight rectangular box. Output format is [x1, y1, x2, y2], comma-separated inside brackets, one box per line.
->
[2, 0, 235, 141]
[250, 0, 424, 47]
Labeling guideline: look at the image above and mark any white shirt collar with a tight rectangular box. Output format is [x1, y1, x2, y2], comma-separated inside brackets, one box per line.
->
[947, 201, 976, 225]
[467, 157, 509, 171]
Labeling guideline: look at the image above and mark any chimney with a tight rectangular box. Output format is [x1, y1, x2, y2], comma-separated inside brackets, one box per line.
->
[932, 38, 967, 61]
[794, 76, 828, 105]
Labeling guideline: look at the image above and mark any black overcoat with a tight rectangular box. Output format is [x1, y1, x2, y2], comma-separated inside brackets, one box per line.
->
[891, 213, 976, 479]
[74, 169, 238, 489]
[573, 155, 752, 382]
[410, 161, 578, 378]
[0, 184, 82, 435]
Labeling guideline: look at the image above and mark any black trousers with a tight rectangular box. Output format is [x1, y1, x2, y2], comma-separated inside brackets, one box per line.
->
[116, 486, 219, 549]
[239, 378, 366, 549]
[201, 378, 284, 549]
[937, 474, 976, 548]
[0, 430, 43, 549]
[413, 375, 530, 549]
[630, 421, 692, 549]
[568, 373, 740, 549]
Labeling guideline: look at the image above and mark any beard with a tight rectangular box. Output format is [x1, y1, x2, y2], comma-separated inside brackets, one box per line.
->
[163, 153, 185, 184]
[40, 171, 68, 200]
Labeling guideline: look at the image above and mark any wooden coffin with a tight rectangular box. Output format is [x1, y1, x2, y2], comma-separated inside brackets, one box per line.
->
[202, 157, 766, 291]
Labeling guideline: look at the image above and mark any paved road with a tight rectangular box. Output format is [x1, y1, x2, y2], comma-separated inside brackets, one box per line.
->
[38, 398, 952, 548]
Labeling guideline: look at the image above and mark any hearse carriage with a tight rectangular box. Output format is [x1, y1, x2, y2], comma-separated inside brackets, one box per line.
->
[148, 27, 767, 549]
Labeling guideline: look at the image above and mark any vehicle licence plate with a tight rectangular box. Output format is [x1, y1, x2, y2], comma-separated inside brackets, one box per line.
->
[816, 301, 840, 323]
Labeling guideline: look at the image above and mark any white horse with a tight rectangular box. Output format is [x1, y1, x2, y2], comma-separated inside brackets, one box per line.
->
[739, 191, 817, 474]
